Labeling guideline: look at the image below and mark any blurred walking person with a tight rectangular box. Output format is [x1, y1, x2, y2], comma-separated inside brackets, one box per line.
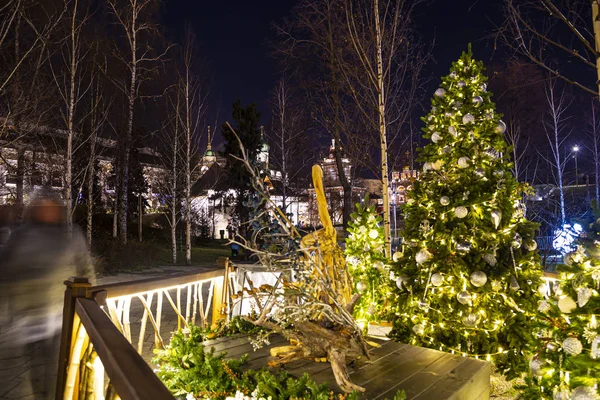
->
[0, 189, 95, 399]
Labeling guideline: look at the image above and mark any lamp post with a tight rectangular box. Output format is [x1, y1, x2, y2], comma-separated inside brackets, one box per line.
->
[573, 145, 579, 186]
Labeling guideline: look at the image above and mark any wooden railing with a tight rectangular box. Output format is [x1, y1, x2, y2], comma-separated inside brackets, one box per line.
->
[56, 258, 235, 400]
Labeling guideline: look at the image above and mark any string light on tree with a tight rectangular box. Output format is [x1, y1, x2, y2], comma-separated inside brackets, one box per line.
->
[389, 47, 544, 379]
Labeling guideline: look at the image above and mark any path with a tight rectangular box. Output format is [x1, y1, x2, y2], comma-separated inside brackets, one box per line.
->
[0, 265, 218, 400]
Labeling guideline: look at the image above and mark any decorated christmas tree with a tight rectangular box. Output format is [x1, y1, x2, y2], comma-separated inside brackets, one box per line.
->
[389, 48, 544, 376]
[345, 200, 390, 324]
[523, 218, 600, 399]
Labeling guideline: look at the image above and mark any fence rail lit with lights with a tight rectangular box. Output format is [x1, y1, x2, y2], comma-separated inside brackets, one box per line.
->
[55, 258, 234, 400]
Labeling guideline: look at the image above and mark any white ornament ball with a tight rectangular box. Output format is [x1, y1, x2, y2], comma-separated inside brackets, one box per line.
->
[482, 253, 497, 267]
[553, 389, 571, 400]
[367, 304, 376, 316]
[495, 120, 507, 134]
[493, 169, 504, 178]
[462, 113, 475, 124]
[431, 132, 442, 143]
[449, 71, 457, 78]
[395, 276, 408, 290]
[356, 281, 368, 293]
[457, 80, 466, 88]
[472, 96, 483, 106]
[369, 229, 379, 239]
[434, 88, 446, 97]
[480, 83, 487, 92]
[470, 271, 488, 287]
[454, 206, 468, 219]
[430, 273, 444, 287]
[373, 260, 385, 271]
[529, 357, 543, 376]
[457, 157, 470, 169]
[457, 290, 472, 305]
[423, 162, 432, 172]
[392, 252, 402, 262]
[524, 240, 537, 251]
[562, 337, 583, 356]
[440, 196, 450, 206]
[416, 249, 432, 265]
[448, 126, 457, 136]
[558, 296, 577, 313]
[512, 232, 522, 248]
[412, 323, 425, 335]
[571, 386, 597, 400]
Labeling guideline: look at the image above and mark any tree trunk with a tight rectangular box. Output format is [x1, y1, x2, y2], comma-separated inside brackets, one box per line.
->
[138, 194, 142, 242]
[374, 0, 390, 256]
[16, 147, 24, 209]
[592, 1, 600, 97]
[86, 141, 95, 248]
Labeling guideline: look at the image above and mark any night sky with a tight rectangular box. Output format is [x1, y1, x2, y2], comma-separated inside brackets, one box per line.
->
[162, 0, 505, 145]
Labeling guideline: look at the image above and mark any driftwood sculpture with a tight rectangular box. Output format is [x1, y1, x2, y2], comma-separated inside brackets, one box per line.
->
[224, 124, 371, 393]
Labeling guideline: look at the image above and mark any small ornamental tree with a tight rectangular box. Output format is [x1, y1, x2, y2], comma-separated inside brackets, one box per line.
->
[345, 200, 390, 324]
[389, 48, 544, 377]
[522, 219, 600, 399]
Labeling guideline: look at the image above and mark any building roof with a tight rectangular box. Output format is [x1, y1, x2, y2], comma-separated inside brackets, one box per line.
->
[191, 162, 228, 196]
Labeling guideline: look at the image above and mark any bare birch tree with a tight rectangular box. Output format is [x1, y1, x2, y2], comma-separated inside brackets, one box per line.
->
[542, 81, 573, 225]
[48, 0, 93, 235]
[177, 27, 205, 265]
[268, 76, 311, 214]
[107, 0, 168, 244]
[586, 98, 600, 206]
[501, 0, 600, 97]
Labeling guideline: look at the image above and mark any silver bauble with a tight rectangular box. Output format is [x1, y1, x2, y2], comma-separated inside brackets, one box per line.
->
[373, 260, 385, 271]
[454, 206, 468, 219]
[434, 88, 446, 97]
[538, 300, 551, 312]
[553, 388, 571, 400]
[431, 132, 442, 143]
[416, 249, 432, 265]
[524, 240, 538, 251]
[495, 120, 507, 134]
[430, 273, 444, 287]
[367, 304, 376, 316]
[412, 323, 425, 335]
[449, 71, 457, 79]
[482, 253, 497, 267]
[591, 336, 600, 359]
[480, 83, 487, 92]
[529, 357, 543, 376]
[457, 80, 466, 88]
[558, 296, 577, 313]
[458, 157, 470, 169]
[395, 276, 408, 290]
[512, 233, 522, 248]
[474, 168, 485, 177]
[546, 342, 558, 352]
[571, 386, 598, 400]
[443, 146, 451, 154]
[356, 281, 368, 293]
[417, 301, 429, 311]
[462, 313, 479, 327]
[472, 96, 483, 106]
[448, 126, 457, 136]
[457, 290, 473, 305]
[462, 113, 475, 124]
[562, 337, 583, 355]
[470, 271, 488, 287]
[440, 196, 450, 206]
[457, 241, 472, 252]
[577, 287, 592, 307]
[392, 252, 402, 262]
[510, 275, 520, 291]
[493, 169, 504, 178]
[444, 112, 453, 117]
[491, 210, 502, 229]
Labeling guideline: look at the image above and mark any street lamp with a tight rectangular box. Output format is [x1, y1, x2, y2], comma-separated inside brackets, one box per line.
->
[573, 145, 579, 186]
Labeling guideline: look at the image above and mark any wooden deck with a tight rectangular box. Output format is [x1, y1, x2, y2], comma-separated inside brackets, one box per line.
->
[203, 335, 491, 400]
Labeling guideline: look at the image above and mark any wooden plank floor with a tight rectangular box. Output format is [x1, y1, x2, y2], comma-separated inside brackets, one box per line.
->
[203, 335, 491, 400]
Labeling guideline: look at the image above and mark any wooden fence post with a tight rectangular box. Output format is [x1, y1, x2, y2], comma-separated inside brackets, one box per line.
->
[211, 257, 230, 328]
[55, 277, 92, 400]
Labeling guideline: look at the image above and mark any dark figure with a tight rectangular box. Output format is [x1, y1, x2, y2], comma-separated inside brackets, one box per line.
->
[0, 189, 95, 399]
